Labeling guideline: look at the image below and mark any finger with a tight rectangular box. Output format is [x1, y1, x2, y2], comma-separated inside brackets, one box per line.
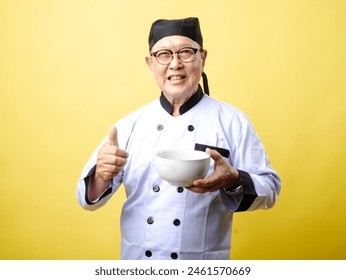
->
[193, 173, 217, 187]
[186, 186, 206, 193]
[102, 163, 125, 174]
[96, 163, 124, 179]
[102, 145, 128, 158]
[107, 154, 128, 166]
[186, 185, 216, 193]
[99, 152, 127, 167]
[114, 147, 129, 158]
[108, 126, 119, 146]
[206, 148, 222, 161]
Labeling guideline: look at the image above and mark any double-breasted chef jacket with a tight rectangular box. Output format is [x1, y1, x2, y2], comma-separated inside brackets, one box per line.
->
[77, 85, 281, 260]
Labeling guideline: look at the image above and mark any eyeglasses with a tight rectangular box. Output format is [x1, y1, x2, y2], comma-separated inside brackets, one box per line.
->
[150, 47, 201, 65]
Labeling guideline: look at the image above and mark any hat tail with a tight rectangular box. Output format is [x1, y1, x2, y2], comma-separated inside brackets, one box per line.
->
[202, 72, 210, 95]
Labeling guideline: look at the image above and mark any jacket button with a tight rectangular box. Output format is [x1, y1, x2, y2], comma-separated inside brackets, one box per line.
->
[171, 252, 178, 259]
[177, 186, 184, 193]
[173, 219, 180, 226]
[145, 250, 152, 257]
[157, 124, 164, 131]
[153, 185, 160, 192]
[147, 217, 154, 224]
[187, 125, 194, 131]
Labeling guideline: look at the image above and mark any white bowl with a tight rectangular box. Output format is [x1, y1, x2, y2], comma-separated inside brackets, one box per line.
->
[154, 149, 210, 187]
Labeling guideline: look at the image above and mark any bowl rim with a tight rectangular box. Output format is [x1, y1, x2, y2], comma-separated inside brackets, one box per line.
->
[155, 148, 210, 161]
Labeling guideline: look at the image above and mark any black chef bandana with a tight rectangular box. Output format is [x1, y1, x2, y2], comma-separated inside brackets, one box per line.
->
[148, 17, 210, 95]
[148, 17, 203, 50]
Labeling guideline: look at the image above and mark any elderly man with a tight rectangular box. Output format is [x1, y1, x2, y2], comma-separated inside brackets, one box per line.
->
[77, 17, 281, 260]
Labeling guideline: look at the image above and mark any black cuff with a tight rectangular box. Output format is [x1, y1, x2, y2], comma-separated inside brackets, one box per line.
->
[235, 170, 257, 212]
[220, 170, 257, 212]
[84, 165, 112, 205]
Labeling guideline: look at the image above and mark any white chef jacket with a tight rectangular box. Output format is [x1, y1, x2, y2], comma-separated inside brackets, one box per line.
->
[76, 86, 281, 260]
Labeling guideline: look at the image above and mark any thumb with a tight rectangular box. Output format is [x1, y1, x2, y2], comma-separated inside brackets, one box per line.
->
[108, 126, 119, 146]
[206, 148, 222, 161]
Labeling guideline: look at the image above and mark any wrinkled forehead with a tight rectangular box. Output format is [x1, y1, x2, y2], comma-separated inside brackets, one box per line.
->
[150, 35, 200, 52]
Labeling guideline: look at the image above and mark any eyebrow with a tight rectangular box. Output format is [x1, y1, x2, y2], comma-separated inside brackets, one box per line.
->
[151, 45, 197, 52]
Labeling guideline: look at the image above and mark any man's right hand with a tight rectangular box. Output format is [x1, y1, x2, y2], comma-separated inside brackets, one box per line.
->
[89, 126, 128, 201]
[95, 126, 129, 181]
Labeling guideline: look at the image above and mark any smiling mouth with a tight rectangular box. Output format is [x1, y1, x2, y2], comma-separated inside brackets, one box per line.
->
[168, 75, 186, 81]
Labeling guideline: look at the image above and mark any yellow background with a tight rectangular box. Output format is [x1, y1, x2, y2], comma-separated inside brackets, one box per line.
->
[1, 0, 345, 259]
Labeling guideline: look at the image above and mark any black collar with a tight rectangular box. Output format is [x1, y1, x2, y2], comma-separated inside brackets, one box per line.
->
[159, 85, 205, 115]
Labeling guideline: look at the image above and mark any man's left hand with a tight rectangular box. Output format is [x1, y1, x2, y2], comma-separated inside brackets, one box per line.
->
[189, 148, 240, 193]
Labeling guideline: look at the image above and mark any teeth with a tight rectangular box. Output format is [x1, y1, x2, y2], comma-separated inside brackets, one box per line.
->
[169, 75, 184, 80]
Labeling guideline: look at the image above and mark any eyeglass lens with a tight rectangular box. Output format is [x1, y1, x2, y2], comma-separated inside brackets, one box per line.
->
[154, 48, 197, 64]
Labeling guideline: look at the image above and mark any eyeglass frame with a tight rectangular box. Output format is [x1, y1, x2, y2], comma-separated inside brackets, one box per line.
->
[150, 47, 203, 65]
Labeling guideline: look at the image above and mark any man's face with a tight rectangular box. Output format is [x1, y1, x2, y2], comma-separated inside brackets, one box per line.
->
[146, 35, 207, 103]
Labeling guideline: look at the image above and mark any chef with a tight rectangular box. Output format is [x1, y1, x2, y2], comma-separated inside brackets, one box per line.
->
[76, 17, 281, 260]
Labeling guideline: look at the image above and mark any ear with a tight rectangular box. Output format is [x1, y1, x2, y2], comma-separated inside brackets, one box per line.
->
[145, 56, 155, 75]
[201, 49, 207, 67]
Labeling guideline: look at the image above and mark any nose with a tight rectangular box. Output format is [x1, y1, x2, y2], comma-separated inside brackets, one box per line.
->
[169, 53, 183, 69]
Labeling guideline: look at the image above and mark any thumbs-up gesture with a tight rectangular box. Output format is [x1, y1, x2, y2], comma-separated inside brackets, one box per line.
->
[95, 126, 129, 182]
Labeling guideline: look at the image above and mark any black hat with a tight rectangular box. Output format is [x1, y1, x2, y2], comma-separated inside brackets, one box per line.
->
[148, 17, 209, 95]
[148, 17, 203, 50]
